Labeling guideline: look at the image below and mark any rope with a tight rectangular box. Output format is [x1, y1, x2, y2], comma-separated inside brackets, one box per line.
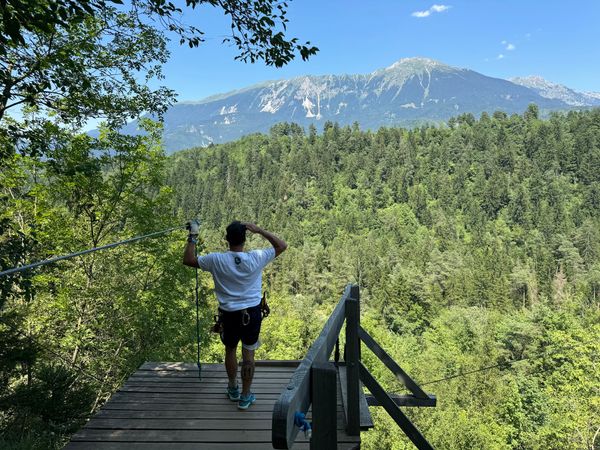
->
[0, 226, 184, 278]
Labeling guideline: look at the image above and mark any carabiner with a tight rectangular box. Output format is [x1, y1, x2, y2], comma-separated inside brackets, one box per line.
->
[242, 309, 250, 326]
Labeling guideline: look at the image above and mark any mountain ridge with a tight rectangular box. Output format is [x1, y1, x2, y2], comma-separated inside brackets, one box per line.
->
[119, 58, 600, 153]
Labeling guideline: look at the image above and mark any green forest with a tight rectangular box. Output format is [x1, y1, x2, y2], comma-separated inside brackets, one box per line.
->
[1, 1, 599, 449]
[2, 105, 599, 449]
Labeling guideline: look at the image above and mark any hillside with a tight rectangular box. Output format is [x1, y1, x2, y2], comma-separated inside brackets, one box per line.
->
[167, 108, 600, 449]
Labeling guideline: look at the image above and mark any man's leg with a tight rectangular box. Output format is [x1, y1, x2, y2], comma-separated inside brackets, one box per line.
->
[241, 346, 255, 396]
[225, 345, 238, 388]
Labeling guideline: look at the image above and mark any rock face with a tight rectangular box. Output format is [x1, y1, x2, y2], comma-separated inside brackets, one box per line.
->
[121, 57, 596, 153]
[510, 75, 600, 107]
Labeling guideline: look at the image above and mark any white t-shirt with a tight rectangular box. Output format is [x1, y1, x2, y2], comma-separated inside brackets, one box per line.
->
[197, 247, 276, 311]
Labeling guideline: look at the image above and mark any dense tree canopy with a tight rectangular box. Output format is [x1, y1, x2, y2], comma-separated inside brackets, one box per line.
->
[168, 109, 600, 450]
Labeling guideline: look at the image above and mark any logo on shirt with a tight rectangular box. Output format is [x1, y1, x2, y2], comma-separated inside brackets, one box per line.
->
[234, 256, 241, 265]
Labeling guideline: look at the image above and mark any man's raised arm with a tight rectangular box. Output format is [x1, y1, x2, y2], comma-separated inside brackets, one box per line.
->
[244, 223, 287, 257]
[182, 219, 200, 267]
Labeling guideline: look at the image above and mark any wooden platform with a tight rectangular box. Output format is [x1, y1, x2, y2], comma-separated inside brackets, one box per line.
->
[66, 361, 360, 449]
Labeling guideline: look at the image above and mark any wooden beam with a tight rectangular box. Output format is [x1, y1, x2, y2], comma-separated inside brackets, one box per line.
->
[272, 285, 353, 449]
[338, 365, 374, 429]
[358, 326, 429, 399]
[365, 394, 436, 408]
[344, 285, 360, 436]
[359, 363, 434, 450]
[310, 361, 337, 450]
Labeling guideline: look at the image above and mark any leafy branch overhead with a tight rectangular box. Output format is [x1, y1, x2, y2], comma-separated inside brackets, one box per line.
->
[0, 0, 318, 66]
[0, 0, 317, 150]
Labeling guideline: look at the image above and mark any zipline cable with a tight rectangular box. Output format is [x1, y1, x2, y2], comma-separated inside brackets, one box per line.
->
[419, 341, 594, 387]
[0, 226, 184, 278]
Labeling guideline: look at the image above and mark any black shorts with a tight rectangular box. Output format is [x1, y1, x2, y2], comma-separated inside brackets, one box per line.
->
[219, 304, 262, 350]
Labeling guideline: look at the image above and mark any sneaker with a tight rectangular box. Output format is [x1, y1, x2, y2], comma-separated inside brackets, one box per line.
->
[237, 392, 256, 410]
[227, 385, 240, 401]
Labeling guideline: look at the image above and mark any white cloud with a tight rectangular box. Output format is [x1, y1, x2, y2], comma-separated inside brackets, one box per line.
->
[497, 54, 505, 60]
[412, 10, 431, 17]
[506, 43, 516, 51]
[501, 40, 507, 45]
[412, 4, 451, 18]
[431, 4, 451, 13]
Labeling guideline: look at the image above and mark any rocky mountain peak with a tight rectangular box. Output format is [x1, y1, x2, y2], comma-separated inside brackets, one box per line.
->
[382, 57, 452, 73]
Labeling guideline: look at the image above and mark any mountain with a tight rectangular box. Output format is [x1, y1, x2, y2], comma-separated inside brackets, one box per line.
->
[121, 58, 591, 153]
[510, 75, 600, 107]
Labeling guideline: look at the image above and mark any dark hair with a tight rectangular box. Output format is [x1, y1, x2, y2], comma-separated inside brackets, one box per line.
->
[226, 221, 246, 246]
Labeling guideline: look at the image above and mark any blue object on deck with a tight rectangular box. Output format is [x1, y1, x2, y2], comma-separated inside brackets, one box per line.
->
[294, 411, 312, 439]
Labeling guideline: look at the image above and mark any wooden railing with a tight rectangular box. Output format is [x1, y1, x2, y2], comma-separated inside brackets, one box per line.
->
[271, 284, 437, 450]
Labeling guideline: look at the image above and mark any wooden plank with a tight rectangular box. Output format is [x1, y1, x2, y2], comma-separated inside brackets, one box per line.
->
[125, 377, 288, 385]
[84, 417, 349, 431]
[65, 441, 359, 450]
[338, 365, 374, 430]
[139, 362, 299, 371]
[111, 392, 284, 400]
[121, 382, 286, 389]
[359, 362, 434, 450]
[71, 429, 360, 443]
[107, 393, 343, 408]
[96, 409, 276, 419]
[358, 326, 429, 399]
[102, 402, 277, 412]
[95, 409, 346, 421]
[132, 372, 294, 380]
[311, 361, 337, 450]
[272, 284, 354, 449]
[84, 418, 278, 430]
[118, 385, 287, 394]
[127, 372, 292, 384]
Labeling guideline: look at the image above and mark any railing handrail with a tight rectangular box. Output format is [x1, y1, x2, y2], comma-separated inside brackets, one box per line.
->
[272, 282, 436, 450]
[272, 284, 357, 449]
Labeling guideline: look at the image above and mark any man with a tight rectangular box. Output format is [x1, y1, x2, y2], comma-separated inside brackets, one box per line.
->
[183, 220, 287, 409]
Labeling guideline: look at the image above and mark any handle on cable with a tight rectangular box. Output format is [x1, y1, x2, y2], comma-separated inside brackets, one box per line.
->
[294, 411, 312, 439]
[186, 219, 201, 235]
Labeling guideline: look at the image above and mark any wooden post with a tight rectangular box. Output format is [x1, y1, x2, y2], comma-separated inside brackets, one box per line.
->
[310, 361, 337, 450]
[345, 284, 360, 435]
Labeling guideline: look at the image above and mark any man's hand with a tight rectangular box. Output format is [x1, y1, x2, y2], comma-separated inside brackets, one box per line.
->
[186, 219, 201, 236]
[243, 222, 287, 257]
[243, 222, 261, 234]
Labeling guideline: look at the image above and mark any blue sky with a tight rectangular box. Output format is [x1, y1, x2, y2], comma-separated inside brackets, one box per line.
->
[159, 0, 600, 101]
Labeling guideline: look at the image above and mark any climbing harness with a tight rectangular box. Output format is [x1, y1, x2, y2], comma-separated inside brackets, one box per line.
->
[211, 312, 224, 334]
[260, 292, 270, 319]
[211, 291, 270, 334]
